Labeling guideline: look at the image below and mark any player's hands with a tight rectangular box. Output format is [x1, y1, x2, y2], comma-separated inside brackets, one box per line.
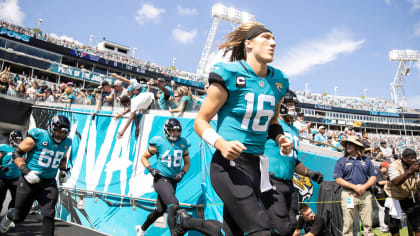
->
[217, 140, 246, 160]
[0, 166, 9, 173]
[24, 171, 41, 184]
[279, 136, 293, 155]
[307, 170, 324, 184]
[408, 162, 419, 174]
[173, 171, 185, 183]
[114, 112, 122, 120]
[59, 167, 70, 183]
[147, 166, 161, 178]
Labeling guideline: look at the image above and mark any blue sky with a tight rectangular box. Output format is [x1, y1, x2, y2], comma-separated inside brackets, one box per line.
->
[1, 0, 420, 108]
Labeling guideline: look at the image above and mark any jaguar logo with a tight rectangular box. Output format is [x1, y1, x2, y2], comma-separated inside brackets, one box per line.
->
[293, 173, 314, 201]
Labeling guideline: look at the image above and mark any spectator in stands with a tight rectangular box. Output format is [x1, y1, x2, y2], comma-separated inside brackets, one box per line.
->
[26, 81, 38, 101]
[36, 81, 50, 101]
[380, 141, 393, 162]
[372, 146, 383, 161]
[15, 80, 26, 99]
[293, 112, 311, 142]
[116, 93, 154, 138]
[92, 80, 113, 117]
[384, 148, 420, 236]
[362, 131, 373, 158]
[0, 66, 11, 95]
[169, 86, 193, 113]
[45, 88, 55, 103]
[314, 126, 328, 147]
[191, 83, 208, 109]
[112, 80, 125, 105]
[85, 88, 95, 105]
[334, 136, 376, 236]
[155, 78, 174, 110]
[293, 204, 331, 236]
[344, 127, 354, 138]
[60, 87, 75, 104]
[375, 161, 390, 233]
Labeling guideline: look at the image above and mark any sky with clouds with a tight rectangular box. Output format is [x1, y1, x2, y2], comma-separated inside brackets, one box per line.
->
[0, 0, 419, 108]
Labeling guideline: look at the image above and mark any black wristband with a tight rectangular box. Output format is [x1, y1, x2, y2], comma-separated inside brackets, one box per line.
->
[268, 123, 284, 140]
[19, 164, 30, 175]
[12, 147, 26, 159]
[60, 167, 70, 172]
[146, 166, 153, 172]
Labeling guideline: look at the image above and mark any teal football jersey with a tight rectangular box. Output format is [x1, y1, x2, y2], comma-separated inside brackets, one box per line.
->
[27, 128, 72, 179]
[0, 144, 20, 179]
[209, 60, 289, 154]
[159, 86, 175, 110]
[148, 136, 190, 178]
[264, 119, 300, 180]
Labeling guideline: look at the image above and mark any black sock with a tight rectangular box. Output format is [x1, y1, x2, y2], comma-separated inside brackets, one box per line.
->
[42, 217, 54, 236]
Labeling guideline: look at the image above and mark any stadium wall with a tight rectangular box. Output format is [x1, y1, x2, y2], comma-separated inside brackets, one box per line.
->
[29, 106, 339, 236]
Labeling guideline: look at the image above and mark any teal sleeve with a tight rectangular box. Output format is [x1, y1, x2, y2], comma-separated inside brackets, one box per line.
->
[149, 136, 163, 148]
[28, 128, 42, 141]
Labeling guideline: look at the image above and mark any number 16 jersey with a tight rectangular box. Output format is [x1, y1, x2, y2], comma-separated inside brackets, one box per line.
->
[208, 60, 289, 154]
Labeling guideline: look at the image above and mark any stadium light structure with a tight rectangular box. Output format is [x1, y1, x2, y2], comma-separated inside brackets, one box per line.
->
[172, 58, 176, 68]
[89, 35, 94, 46]
[38, 19, 43, 30]
[132, 47, 137, 58]
[196, 4, 256, 75]
[389, 50, 420, 107]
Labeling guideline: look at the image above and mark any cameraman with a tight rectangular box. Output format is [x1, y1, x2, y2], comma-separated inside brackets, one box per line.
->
[385, 148, 420, 236]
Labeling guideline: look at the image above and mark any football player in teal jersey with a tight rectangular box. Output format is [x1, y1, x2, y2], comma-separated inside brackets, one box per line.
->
[261, 90, 323, 235]
[137, 118, 190, 236]
[0, 115, 72, 236]
[195, 22, 294, 236]
[0, 130, 23, 213]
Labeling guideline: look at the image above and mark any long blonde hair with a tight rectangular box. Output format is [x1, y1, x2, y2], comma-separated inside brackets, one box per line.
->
[218, 22, 265, 62]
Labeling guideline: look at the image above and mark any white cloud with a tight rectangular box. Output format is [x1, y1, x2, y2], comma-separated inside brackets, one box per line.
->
[275, 28, 365, 77]
[49, 33, 82, 46]
[135, 3, 166, 25]
[414, 21, 420, 36]
[406, 95, 420, 109]
[384, 0, 391, 5]
[408, 0, 420, 10]
[171, 25, 197, 44]
[176, 6, 198, 16]
[0, 0, 24, 25]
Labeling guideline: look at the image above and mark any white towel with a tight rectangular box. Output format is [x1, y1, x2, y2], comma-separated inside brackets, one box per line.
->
[259, 155, 273, 192]
[384, 198, 402, 219]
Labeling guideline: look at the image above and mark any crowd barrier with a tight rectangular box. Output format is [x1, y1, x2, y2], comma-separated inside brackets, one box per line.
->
[28, 105, 341, 236]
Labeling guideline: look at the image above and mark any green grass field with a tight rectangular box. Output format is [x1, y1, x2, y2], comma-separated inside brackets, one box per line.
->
[373, 227, 409, 236]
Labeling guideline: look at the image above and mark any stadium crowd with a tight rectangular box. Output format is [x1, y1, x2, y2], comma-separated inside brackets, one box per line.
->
[0, 20, 205, 83]
[296, 90, 401, 113]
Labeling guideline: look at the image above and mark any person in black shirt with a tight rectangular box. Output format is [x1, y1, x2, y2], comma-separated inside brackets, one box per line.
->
[293, 204, 331, 236]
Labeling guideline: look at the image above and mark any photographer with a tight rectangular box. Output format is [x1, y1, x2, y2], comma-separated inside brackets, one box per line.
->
[384, 148, 420, 236]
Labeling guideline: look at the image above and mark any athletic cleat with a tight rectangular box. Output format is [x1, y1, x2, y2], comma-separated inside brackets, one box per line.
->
[135, 225, 145, 236]
[176, 209, 191, 228]
[0, 215, 13, 233]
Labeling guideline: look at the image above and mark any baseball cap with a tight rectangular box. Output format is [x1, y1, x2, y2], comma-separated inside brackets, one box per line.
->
[128, 82, 141, 92]
[380, 161, 389, 168]
[40, 81, 47, 87]
[66, 82, 73, 86]
[157, 78, 166, 82]
[101, 80, 110, 87]
[113, 80, 122, 87]
[318, 126, 326, 130]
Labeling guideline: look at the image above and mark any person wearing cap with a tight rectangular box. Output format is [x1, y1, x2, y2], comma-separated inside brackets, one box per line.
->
[293, 112, 311, 143]
[333, 136, 377, 236]
[361, 131, 373, 159]
[92, 80, 113, 118]
[36, 81, 51, 101]
[116, 93, 154, 139]
[384, 148, 420, 236]
[262, 90, 324, 235]
[380, 141, 393, 162]
[85, 88, 96, 105]
[314, 126, 327, 147]
[375, 161, 390, 233]
[114, 82, 142, 120]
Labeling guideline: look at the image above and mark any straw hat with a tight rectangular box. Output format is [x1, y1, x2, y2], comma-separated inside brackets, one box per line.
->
[340, 136, 364, 148]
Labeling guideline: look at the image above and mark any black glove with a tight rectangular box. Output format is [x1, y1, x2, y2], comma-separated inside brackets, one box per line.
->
[59, 167, 70, 183]
[147, 166, 161, 178]
[173, 171, 186, 183]
[0, 166, 9, 173]
[307, 170, 323, 184]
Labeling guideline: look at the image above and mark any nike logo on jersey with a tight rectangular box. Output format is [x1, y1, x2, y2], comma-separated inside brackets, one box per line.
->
[236, 76, 246, 87]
